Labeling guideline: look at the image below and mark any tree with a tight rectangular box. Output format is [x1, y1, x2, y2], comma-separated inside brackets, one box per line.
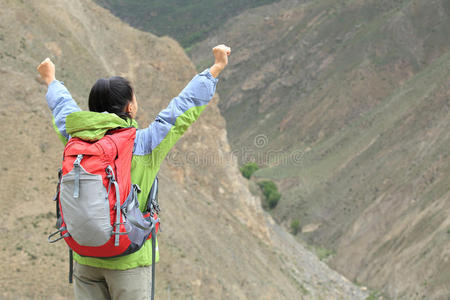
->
[290, 219, 300, 235]
[240, 162, 259, 179]
[257, 180, 281, 209]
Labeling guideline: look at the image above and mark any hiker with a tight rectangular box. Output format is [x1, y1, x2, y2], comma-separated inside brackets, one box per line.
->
[38, 44, 231, 300]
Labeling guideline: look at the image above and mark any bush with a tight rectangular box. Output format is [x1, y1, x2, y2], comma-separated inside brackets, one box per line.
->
[240, 162, 259, 179]
[315, 246, 335, 261]
[290, 219, 301, 235]
[257, 180, 281, 209]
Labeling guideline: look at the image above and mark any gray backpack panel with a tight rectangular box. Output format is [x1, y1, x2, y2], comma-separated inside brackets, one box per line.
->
[60, 165, 112, 246]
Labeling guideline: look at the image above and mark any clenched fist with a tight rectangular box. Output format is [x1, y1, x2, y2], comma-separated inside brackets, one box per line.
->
[37, 57, 55, 86]
[210, 44, 231, 78]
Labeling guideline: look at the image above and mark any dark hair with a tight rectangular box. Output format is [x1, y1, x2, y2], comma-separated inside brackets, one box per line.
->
[88, 76, 133, 120]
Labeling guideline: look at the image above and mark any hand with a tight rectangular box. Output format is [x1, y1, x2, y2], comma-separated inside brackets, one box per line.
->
[37, 57, 56, 86]
[210, 44, 231, 78]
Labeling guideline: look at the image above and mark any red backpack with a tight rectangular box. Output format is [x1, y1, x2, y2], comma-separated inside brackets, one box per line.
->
[48, 127, 160, 278]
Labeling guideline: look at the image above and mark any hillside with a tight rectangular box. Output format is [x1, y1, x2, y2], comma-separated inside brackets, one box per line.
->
[93, 0, 280, 48]
[190, 0, 450, 298]
[0, 0, 367, 299]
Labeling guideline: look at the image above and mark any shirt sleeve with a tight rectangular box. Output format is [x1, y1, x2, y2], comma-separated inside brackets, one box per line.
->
[46, 80, 81, 143]
[133, 68, 218, 156]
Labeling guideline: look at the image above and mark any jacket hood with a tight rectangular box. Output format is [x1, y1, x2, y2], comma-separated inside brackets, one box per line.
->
[66, 111, 137, 141]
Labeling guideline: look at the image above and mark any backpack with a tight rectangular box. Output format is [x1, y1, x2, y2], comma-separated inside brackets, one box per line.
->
[48, 127, 160, 284]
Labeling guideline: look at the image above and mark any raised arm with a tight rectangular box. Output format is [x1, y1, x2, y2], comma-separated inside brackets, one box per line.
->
[133, 45, 231, 163]
[134, 68, 217, 156]
[37, 58, 81, 144]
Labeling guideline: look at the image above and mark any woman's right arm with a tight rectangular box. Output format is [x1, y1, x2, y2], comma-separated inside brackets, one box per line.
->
[133, 68, 218, 157]
[38, 58, 81, 144]
[133, 45, 231, 166]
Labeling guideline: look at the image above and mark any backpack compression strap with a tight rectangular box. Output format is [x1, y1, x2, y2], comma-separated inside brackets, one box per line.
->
[106, 165, 122, 247]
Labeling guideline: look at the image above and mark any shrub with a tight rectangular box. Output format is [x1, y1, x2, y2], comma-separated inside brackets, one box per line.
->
[365, 291, 382, 300]
[290, 219, 301, 235]
[316, 246, 335, 261]
[240, 162, 259, 179]
[257, 180, 281, 209]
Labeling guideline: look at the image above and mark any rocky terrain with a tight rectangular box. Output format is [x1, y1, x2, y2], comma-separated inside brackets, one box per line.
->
[0, 0, 368, 299]
[190, 0, 450, 298]
[94, 0, 280, 48]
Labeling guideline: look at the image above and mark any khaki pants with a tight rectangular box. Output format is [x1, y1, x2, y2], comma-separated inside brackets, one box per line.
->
[73, 262, 152, 300]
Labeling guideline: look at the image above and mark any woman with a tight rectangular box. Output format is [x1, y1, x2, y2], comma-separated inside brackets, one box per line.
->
[37, 44, 231, 300]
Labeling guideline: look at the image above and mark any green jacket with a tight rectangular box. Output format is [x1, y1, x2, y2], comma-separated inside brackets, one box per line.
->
[46, 69, 218, 269]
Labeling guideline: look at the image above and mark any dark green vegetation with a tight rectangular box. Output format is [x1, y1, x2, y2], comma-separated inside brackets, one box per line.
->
[290, 219, 300, 235]
[190, 0, 450, 298]
[257, 180, 281, 209]
[94, 0, 279, 48]
[240, 162, 259, 179]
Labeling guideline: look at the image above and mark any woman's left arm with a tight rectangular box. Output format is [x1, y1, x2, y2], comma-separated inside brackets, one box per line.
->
[46, 80, 81, 144]
[38, 58, 81, 144]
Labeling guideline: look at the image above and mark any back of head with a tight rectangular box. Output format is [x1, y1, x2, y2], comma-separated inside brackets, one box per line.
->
[88, 76, 133, 120]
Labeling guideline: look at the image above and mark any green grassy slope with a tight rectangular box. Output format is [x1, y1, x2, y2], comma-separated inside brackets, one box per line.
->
[93, 0, 280, 48]
[190, 0, 450, 298]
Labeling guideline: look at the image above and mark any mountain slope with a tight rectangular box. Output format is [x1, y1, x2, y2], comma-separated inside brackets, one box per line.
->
[93, 0, 280, 48]
[0, 0, 367, 299]
[190, 0, 450, 298]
